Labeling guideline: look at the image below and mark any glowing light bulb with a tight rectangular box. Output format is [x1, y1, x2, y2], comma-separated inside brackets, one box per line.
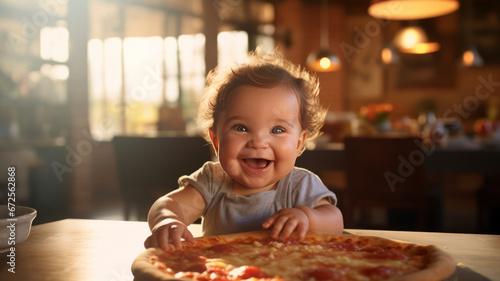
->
[462, 50, 474, 67]
[411, 42, 440, 54]
[319, 57, 331, 69]
[381, 48, 393, 64]
[401, 29, 420, 49]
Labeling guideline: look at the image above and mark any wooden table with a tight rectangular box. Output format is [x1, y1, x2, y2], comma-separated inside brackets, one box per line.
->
[1, 219, 499, 281]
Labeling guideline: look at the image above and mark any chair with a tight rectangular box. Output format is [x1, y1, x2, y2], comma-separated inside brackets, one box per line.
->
[295, 146, 346, 211]
[477, 175, 500, 234]
[112, 134, 213, 221]
[343, 137, 440, 231]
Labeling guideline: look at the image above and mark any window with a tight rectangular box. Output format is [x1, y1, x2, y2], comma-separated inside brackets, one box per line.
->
[88, 33, 205, 140]
[41, 26, 69, 62]
[88, 37, 123, 140]
[217, 31, 248, 67]
[178, 34, 206, 124]
[87, 1, 275, 140]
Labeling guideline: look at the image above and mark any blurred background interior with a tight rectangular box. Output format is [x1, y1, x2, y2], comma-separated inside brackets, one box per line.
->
[0, 0, 499, 234]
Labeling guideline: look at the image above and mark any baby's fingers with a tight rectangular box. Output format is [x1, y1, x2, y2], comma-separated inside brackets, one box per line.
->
[144, 235, 154, 248]
[294, 222, 308, 241]
[276, 219, 298, 240]
[262, 214, 278, 230]
[182, 228, 196, 244]
[169, 225, 185, 250]
[158, 228, 175, 252]
[168, 225, 197, 250]
[268, 215, 290, 239]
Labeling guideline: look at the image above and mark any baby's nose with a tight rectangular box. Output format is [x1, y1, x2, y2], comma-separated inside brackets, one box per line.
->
[247, 132, 269, 149]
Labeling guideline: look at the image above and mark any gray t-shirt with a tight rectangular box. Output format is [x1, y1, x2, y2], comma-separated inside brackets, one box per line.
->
[178, 161, 337, 236]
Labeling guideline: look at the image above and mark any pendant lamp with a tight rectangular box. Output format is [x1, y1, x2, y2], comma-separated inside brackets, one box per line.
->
[307, 0, 341, 72]
[462, 45, 484, 67]
[392, 26, 440, 54]
[368, 0, 459, 20]
[381, 44, 399, 64]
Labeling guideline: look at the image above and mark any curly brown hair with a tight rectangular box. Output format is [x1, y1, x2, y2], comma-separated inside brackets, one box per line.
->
[197, 48, 327, 152]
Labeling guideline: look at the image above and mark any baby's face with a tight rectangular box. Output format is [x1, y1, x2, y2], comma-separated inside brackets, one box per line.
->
[211, 85, 307, 194]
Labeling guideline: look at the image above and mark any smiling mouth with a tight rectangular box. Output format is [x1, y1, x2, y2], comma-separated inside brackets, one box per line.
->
[243, 158, 271, 169]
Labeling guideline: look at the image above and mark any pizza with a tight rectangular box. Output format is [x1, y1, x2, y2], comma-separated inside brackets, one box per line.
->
[132, 231, 456, 281]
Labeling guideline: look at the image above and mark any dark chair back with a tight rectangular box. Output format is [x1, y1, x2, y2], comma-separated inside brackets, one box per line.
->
[343, 136, 429, 230]
[295, 145, 346, 210]
[112, 135, 213, 221]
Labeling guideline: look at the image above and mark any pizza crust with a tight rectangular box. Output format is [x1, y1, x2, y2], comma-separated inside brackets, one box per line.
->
[133, 248, 179, 281]
[132, 230, 456, 281]
[391, 244, 456, 281]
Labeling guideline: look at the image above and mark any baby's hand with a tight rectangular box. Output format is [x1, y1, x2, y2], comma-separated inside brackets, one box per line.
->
[262, 208, 309, 241]
[144, 220, 196, 252]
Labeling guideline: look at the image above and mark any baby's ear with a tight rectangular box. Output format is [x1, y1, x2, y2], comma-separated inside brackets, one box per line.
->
[297, 130, 307, 154]
[209, 129, 219, 154]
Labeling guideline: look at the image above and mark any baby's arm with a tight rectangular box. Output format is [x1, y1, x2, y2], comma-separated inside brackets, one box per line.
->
[144, 185, 205, 251]
[295, 198, 344, 234]
[262, 198, 343, 240]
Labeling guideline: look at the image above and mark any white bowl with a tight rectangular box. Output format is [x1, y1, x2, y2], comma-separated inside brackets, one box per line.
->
[0, 205, 37, 253]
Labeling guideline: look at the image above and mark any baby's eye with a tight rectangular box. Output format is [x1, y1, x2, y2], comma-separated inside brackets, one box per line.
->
[232, 124, 248, 132]
[271, 126, 286, 134]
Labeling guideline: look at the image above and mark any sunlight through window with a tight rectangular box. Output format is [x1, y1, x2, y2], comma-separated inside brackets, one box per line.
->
[217, 31, 248, 68]
[88, 39, 104, 100]
[179, 33, 206, 118]
[124, 37, 163, 104]
[88, 34, 206, 139]
[103, 38, 123, 102]
[164, 37, 179, 104]
[88, 38, 124, 140]
[40, 26, 69, 62]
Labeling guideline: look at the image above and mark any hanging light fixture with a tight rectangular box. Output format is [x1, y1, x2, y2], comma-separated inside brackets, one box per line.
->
[368, 0, 459, 20]
[381, 44, 399, 64]
[392, 26, 440, 54]
[461, 45, 484, 67]
[307, 0, 341, 72]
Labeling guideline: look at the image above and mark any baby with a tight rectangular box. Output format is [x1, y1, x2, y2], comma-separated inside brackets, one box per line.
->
[145, 49, 343, 251]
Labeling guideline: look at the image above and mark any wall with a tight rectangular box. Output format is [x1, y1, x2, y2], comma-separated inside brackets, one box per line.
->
[274, 0, 346, 111]
[274, 1, 500, 130]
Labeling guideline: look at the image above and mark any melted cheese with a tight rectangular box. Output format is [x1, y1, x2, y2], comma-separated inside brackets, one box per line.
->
[155, 239, 426, 281]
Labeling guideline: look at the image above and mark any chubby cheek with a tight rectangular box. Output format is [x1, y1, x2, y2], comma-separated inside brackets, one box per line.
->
[217, 151, 246, 183]
[216, 136, 243, 166]
[221, 160, 241, 179]
[279, 149, 297, 168]
[272, 143, 300, 171]
[277, 138, 301, 156]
